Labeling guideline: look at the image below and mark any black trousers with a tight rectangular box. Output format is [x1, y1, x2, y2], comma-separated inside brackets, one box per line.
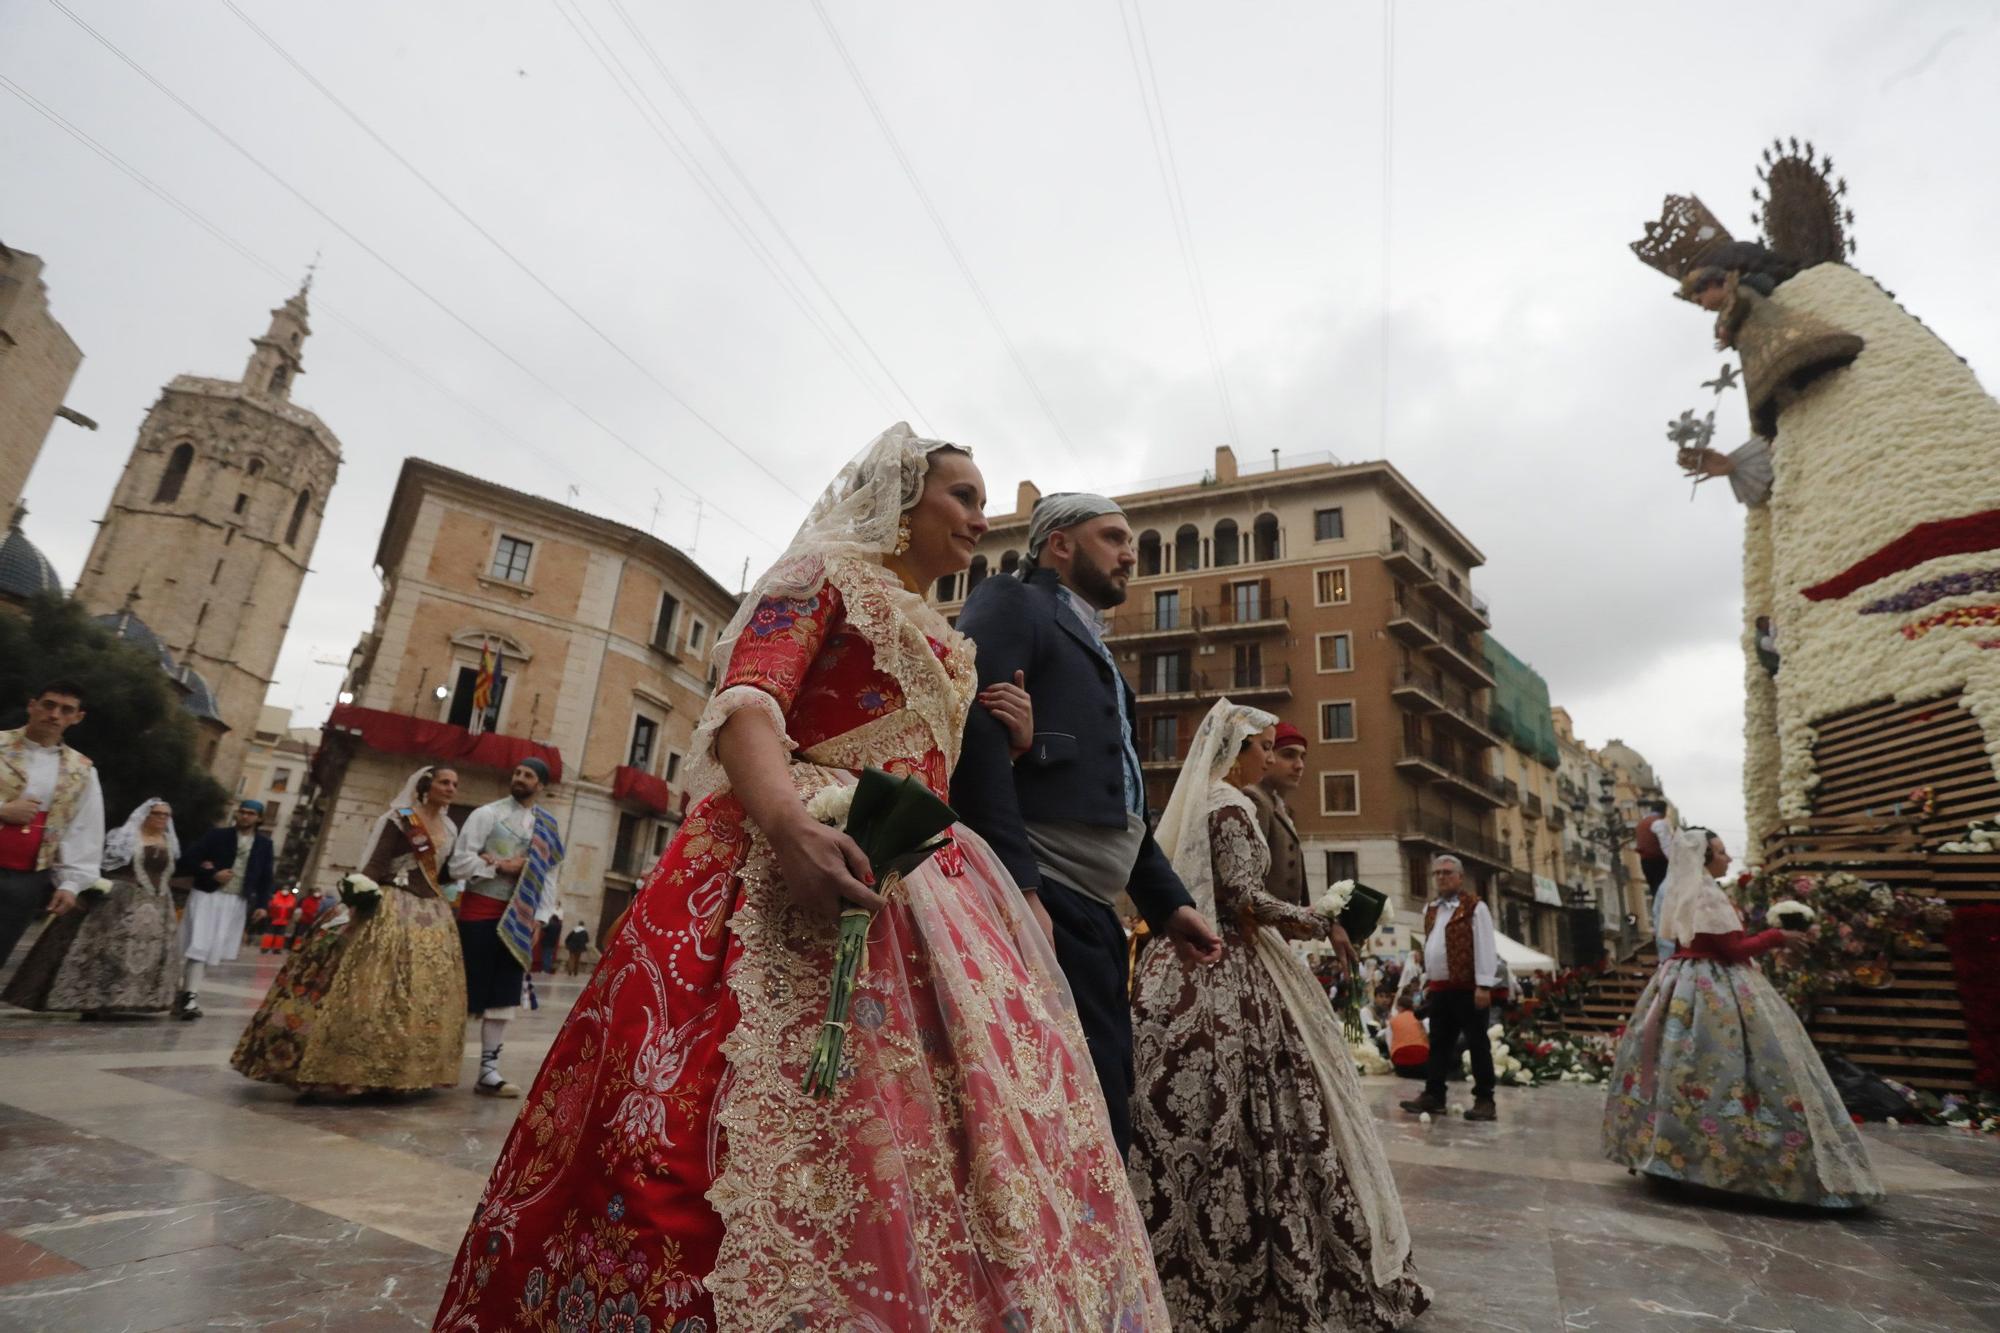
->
[1423, 988, 1495, 1101]
[0, 868, 51, 970]
[459, 917, 526, 1014]
[1037, 877, 1136, 1157]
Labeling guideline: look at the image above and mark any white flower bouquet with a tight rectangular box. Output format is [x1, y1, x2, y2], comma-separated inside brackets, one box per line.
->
[81, 877, 114, 896]
[338, 871, 383, 918]
[1768, 900, 1816, 929]
[1311, 878, 1388, 943]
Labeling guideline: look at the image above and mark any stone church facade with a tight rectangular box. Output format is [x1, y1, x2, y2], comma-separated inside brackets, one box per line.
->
[73, 282, 340, 792]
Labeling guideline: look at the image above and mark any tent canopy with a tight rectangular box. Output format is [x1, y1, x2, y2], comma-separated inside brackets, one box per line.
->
[1497, 931, 1557, 974]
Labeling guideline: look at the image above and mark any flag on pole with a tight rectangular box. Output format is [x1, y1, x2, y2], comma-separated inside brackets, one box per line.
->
[470, 639, 497, 734]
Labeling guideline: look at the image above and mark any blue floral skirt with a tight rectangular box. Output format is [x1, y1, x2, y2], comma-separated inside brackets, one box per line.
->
[1602, 957, 1884, 1208]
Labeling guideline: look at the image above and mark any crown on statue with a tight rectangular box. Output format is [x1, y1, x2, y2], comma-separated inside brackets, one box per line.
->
[1630, 194, 1735, 281]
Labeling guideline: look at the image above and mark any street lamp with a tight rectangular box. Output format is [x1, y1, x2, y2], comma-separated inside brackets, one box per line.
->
[433, 684, 450, 701]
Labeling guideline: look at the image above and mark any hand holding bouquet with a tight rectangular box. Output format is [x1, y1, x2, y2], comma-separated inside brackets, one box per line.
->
[800, 768, 959, 1099]
[1768, 900, 1816, 930]
[1314, 878, 1389, 946]
[338, 871, 383, 919]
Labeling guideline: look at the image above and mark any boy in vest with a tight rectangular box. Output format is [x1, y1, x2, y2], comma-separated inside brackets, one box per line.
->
[0, 681, 105, 967]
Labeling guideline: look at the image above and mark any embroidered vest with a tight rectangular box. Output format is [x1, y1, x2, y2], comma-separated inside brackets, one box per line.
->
[0, 729, 95, 872]
[1422, 894, 1479, 989]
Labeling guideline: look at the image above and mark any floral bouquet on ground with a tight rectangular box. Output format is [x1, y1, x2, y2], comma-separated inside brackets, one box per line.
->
[801, 768, 959, 1099]
[337, 871, 383, 919]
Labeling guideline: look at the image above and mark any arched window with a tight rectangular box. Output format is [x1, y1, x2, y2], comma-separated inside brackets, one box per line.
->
[154, 443, 194, 504]
[1252, 512, 1280, 562]
[1213, 518, 1240, 568]
[269, 364, 290, 395]
[285, 489, 311, 546]
[1174, 523, 1201, 572]
[1137, 529, 1162, 577]
[245, 458, 265, 477]
[965, 554, 989, 594]
[999, 549, 1020, 576]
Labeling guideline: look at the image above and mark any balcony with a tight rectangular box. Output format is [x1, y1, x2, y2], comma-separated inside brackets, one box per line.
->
[1133, 671, 1199, 703]
[1391, 669, 1448, 712]
[1104, 607, 1201, 643]
[1385, 601, 1443, 647]
[1436, 766, 1514, 809]
[1547, 804, 1567, 830]
[1394, 741, 1452, 782]
[1523, 791, 1544, 820]
[1431, 689, 1501, 747]
[1141, 735, 1195, 771]
[1428, 630, 1496, 686]
[1383, 528, 1435, 584]
[1207, 596, 1291, 636]
[1430, 575, 1492, 626]
[1398, 810, 1508, 868]
[1200, 664, 1292, 701]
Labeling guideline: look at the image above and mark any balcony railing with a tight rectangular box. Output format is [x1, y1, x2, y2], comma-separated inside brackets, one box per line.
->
[1430, 573, 1492, 626]
[1547, 804, 1566, 830]
[1395, 741, 1452, 778]
[1386, 601, 1443, 645]
[1523, 791, 1544, 819]
[1208, 596, 1291, 630]
[1429, 630, 1495, 686]
[1104, 607, 1200, 639]
[1384, 528, 1436, 583]
[1392, 669, 1448, 710]
[1437, 766, 1514, 808]
[1399, 809, 1507, 865]
[1199, 664, 1292, 698]
[1141, 735, 1195, 768]
[1133, 670, 1198, 700]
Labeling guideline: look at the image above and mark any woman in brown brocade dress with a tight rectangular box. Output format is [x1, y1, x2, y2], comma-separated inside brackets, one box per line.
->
[1130, 700, 1430, 1331]
[232, 766, 468, 1095]
[4, 798, 181, 1016]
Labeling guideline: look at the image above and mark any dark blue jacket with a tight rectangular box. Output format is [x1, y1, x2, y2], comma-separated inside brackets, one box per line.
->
[950, 567, 1194, 931]
[181, 826, 277, 914]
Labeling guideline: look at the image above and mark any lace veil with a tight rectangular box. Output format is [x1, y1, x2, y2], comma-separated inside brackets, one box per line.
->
[1152, 699, 1276, 917]
[1655, 820, 1743, 944]
[357, 765, 449, 876]
[103, 797, 179, 872]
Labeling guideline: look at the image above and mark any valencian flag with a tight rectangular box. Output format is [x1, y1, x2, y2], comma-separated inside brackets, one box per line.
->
[470, 639, 502, 734]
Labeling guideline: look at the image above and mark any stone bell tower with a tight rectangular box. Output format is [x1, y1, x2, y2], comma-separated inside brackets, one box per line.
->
[74, 278, 342, 792]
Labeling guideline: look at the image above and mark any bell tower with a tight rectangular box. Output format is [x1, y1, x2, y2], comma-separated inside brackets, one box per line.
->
[74, 277, 342, 792]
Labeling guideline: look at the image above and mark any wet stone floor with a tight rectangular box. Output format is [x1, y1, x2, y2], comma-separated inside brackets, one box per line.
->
[3, 946, 1999, 1330]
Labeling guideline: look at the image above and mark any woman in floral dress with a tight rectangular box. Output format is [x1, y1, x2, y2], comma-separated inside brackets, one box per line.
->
[1603, 822, 1884, 1207]
[1129, 700, 1430, 1332]
[4, 798, 180, 1015]
[233, 766, 467, 1095]
[433, 425, 1168, 1332]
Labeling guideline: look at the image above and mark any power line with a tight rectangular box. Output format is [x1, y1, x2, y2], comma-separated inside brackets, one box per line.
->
[596, 0, 937, 434]
[807, 0, 1075, 455]
[1113, 0, 1241, 447]
[0, 71, 681, 543]
[216, 0, 807, 502]
[546, 0, 901, 427]
[42, 0, 772, 544]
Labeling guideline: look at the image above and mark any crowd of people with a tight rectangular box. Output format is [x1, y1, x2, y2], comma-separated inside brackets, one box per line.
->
[1, 423, 1890, 1329]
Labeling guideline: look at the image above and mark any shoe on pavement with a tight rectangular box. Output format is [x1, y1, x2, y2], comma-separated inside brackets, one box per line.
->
[1465, 1099, 1498, 1122]
[1399, 1093, 1444, 1115]
[474, 1078, 522, 1099]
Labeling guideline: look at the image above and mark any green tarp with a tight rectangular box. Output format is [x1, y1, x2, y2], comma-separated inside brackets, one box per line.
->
[1484, 635, 1559, 768]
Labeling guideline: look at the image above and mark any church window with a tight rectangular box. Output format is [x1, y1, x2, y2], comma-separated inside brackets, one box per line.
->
[629, 714, 659, 770]
[285, 490, 312, 546]
[234, 493, 249, 515]
[269, 364, 290, 395]
[154, 443, 194, 503]
[653, 590, 680, 651]
[490, 533, 532, 582]
[246, 459, 265, 477]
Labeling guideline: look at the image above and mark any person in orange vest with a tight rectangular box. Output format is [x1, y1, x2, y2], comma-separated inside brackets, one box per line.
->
[290, 887, 322, 951]
[260, 886, 297, 953]
[1388, 1002, 1430, 1079]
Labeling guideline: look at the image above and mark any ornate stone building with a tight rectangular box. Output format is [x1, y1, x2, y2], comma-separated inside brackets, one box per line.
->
[72, 281, 339, 792]
[0, 240, 87, 522]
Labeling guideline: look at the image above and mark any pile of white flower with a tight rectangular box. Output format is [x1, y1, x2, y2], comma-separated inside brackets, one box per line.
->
[1471, 1024, 1612, 1087]
[1350, 1040, 1391, 1077]
[1938, 819, 2000, 854]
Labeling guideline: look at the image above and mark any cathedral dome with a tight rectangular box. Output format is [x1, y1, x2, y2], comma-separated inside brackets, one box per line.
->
[95, 607, 178, 673]
[173, 662, 224, 723]
[0, 514, 63, 601]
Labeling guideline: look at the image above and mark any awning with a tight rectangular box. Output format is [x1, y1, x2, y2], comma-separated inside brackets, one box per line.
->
[1496, 930, 1557, 974]
[1533, 875, 1564, 907]
[322, 704, 564, 782]
[612, 764, 678, 817]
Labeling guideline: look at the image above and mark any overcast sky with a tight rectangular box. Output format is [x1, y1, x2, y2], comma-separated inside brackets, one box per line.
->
[8, 0, 1999, 858]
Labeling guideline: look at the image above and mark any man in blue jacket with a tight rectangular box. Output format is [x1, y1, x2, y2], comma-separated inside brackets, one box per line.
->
[175, 800, 276, 1019]
[953, 492, 1222, 1155]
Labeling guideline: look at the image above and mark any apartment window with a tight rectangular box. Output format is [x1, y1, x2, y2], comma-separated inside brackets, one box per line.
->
[269, 767, 292, 794]
[1148, 714, 1178, 763]
[1144, 651, 1189, 694]
[653, 590, 680, 651]
[1319, 701, 1356, 742]
[1448, 571, 1463, 595]
[629, 714, 659, 770]
[664, 751, 683, 783]
[1314, 507, 1344, 542]
[1232, 642, 1263, 687]
[490, 535, 534, 584]
[1230, 580, 1263, 622]
[688, 619, 707, 653]
[262, 800, 282, 832]
[1325, 850, 1359, 884]
[1316, 632, 1353, 673]
[1320, 771, 1361, 816]
[1154, 589, 1181, 630]
[1314, 567, 1350, 606]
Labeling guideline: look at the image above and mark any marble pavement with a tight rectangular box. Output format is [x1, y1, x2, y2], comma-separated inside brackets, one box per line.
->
[3, 948, 1999, 1330]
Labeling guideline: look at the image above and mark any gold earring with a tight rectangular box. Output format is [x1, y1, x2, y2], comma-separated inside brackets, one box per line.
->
[893, 516, 912, 556]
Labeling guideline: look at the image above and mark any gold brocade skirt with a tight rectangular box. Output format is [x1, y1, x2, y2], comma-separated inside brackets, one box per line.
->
[233, 891, 468, 1092]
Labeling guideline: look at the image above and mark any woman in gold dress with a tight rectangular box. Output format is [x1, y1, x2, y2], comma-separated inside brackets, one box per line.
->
[232, 766, 469, 1095]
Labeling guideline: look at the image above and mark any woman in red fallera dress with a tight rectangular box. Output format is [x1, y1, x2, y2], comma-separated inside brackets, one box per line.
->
[433, 426, 1169, 1332]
